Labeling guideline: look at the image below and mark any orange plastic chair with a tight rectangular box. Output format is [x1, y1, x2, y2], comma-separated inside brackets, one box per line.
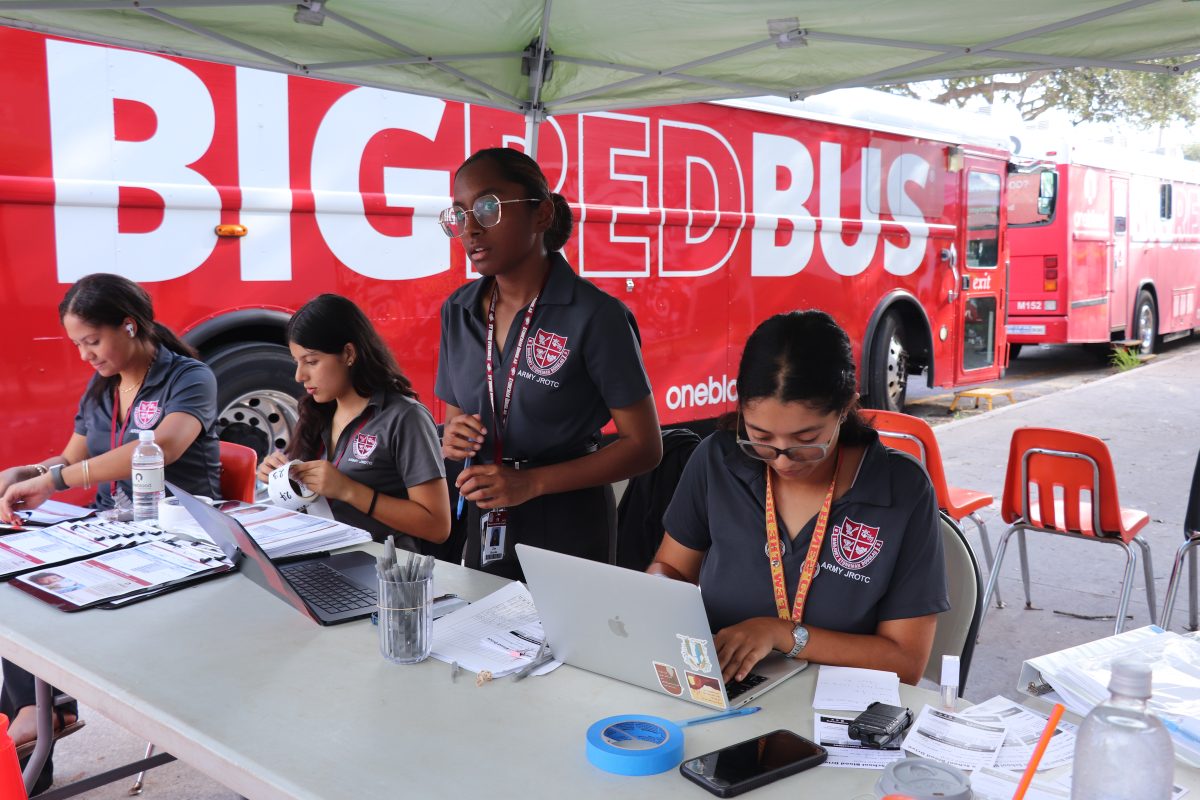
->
[980, 427, 1156, 636]
[218, 441, 258, 503]
[861, 409, 1002, 607]
[1, 715, 27, 800]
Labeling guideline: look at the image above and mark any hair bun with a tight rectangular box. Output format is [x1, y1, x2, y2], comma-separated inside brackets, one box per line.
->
[546, 193, 575, 252]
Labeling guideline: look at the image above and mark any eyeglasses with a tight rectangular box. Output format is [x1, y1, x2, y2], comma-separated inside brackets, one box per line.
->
[438, 194, 541, 238]
[735, 413, 843, 463]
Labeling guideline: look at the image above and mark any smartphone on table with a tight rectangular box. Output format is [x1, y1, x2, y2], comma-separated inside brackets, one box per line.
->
[679, 729, 827, 797]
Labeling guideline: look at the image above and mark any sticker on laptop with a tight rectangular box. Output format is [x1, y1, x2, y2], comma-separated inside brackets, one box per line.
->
[677, 634, 713, 674]
[685, 671, 727, 710]
[653, 661, 683, 696]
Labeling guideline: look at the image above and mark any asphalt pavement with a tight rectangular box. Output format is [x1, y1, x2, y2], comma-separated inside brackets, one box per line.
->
[30, 341, 1200, 797]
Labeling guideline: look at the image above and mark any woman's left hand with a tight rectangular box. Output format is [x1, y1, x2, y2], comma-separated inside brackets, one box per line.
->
[456, 464, 539, 510]
[290, 460, 353, 503]
[714, 617, 793, 683]
[0, 474, 55, 524]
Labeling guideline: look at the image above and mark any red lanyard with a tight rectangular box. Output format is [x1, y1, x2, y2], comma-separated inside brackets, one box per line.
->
[764, 452, 840, 624]
[109, 387, 135, 496]
[324, 410, 375, 468]
[484, 274, 547, 464]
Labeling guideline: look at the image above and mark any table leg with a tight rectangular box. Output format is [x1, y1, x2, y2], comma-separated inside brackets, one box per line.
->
[21, 677, 54, 794]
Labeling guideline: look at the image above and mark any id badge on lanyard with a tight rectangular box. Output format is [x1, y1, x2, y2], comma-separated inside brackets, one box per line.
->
[480, 508, 509, 566]
[479, 274, 546, 567]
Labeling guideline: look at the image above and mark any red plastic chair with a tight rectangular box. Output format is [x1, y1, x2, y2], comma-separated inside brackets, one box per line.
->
[980, 427, 1156, 636]
[861, 409, 1002, 607]
[218, 441, 258, 503]
[1, 715, 27, 800]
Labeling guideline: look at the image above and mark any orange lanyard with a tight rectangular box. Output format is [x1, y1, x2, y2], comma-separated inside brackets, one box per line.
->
[764, 451, 840, 623]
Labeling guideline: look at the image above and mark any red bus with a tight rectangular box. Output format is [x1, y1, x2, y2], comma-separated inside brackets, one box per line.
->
[1, 27, 1041, 471]
[1006, 135, 1200, 356]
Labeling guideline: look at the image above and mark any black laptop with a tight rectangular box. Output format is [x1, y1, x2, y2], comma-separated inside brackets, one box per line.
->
[167, 482, 378, 625]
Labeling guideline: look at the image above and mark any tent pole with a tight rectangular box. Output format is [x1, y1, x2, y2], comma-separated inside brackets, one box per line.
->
[524, 111, 541, 159]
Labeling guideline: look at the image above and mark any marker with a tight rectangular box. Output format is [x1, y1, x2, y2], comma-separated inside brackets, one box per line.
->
[678, 706, 762, 728]
[456, 455, 472, 519]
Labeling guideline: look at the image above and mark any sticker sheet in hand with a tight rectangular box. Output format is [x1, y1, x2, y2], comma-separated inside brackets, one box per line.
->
[267, 461, 333, 519]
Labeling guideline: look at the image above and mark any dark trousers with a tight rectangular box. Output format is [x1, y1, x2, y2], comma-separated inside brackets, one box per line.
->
[3, 658, 77, 793]
[464, 483, 614, 581]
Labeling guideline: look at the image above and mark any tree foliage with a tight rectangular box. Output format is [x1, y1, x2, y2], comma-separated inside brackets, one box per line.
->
[886, 67, 1200, 129]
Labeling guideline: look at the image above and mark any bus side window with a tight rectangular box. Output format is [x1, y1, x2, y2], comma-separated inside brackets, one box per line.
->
[1160, 184, 1173, 220]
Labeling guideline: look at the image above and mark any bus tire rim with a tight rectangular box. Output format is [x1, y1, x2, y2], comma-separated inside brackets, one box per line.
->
[886, 334, 908, 408]
[1138, 301, 1155, 354]
[215, 389, 299, 458]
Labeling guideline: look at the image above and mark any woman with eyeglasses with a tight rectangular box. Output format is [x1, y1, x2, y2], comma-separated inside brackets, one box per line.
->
[435, 147, 662, 580]
[649, 311, 948, 686]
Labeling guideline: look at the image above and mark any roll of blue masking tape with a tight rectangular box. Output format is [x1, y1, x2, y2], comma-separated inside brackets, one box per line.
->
[585, 715, 686, 776]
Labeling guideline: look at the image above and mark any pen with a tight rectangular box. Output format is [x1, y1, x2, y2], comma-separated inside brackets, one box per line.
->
[678, 706, 762, 728]
[512, 640, 552, 681]
[456, 455, 472, 519]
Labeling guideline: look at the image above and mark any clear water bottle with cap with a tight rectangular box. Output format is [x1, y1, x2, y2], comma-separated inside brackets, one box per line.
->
[1070, 659, 1174, 800]
[131, 429, 165, 522]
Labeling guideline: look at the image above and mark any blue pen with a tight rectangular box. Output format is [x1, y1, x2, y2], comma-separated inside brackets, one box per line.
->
[678, 706, 761, 728]
[456, 454, 472, 519]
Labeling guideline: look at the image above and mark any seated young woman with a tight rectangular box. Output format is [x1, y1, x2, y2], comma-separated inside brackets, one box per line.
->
[257, 294, 450, 550]
[648, 310, 949, 686]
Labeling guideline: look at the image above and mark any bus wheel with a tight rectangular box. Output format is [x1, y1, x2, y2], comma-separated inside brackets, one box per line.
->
[206, 342, 301, 461]
[1134, 290, 1159, 355]
[868, 312, 908, 412]
[1009, 343, 1023, 360]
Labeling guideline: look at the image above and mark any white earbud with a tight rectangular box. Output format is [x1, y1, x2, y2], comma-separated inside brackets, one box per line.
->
[126, 324, 135, 337]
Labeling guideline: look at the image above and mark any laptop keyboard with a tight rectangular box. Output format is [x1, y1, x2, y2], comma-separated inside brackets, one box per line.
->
[279, 561, 377, 615]
[726, 672, 768, 700]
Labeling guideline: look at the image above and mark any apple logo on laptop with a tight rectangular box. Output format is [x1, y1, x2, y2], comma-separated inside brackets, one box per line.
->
[608, 616, 629, 637]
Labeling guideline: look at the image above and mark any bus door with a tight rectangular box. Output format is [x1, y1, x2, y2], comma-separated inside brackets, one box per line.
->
[1108, 177, 1130, 331]
[954, 165, 1006, 384]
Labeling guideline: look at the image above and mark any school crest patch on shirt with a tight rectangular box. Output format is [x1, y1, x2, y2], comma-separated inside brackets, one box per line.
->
[351, 433, 378, 460]
[831, 516, 884, 571]
[525, 328, 570, 376]
[133, 400, 161, 429]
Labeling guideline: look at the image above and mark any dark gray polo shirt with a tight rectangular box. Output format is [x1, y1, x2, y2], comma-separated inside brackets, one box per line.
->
[74, 347, 221, 509]
[314, 390, 445, 547]
[664, 430, 949, 635]
[435, 253, 652, 464]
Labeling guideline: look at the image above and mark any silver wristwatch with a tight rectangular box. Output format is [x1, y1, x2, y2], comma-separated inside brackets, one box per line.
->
[48, 463, 69, 491]
[786, 623, 809, 659]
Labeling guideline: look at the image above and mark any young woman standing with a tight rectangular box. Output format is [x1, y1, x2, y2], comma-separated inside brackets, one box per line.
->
[436, 148, 662, 579]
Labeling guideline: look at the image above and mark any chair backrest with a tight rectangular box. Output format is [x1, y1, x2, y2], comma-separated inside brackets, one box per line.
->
[860, 409, 952, 508]
[218, 441, 258, 503]
[0, 715, 27, 800]
[923, 513, 982, 694]
[615, 428, 702, 570]
[1187, 449, 1200, 538]
[1000, 427, 1124, 537]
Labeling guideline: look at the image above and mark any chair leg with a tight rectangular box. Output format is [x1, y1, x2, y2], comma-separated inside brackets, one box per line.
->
[1114, 541, 1138, 636]
[1016, 529, 1033, 608]
[980, 524, 1021, 631]
[967, 511, 1003, 608]
[1190, 544, 1199, 632]
[1132, 536, 1157, 626]
[129, 742, 155, 795]
[1163, 537, 1200, 633]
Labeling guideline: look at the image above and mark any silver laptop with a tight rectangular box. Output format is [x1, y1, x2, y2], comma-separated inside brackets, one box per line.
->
[516, 544, 806, 709]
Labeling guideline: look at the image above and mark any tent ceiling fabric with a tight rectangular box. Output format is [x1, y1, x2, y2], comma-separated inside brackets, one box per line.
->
[1, 0, 1198, 116]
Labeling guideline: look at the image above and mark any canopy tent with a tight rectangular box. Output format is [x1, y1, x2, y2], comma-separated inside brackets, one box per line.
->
[2, 0, 1199, 152]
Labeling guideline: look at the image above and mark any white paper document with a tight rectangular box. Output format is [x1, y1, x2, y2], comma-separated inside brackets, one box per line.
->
[961, 696, 1077, 772]
[971, 767, 1069, 800]
[431, 582, 556, 677]
[0, 526, 109, 576]
[812, 713, 905, 769]
[219, 504, 370, 557]
[900, 706, 1007, 771]
[812, 665, 902, 711]
[14, 499, 93, 526]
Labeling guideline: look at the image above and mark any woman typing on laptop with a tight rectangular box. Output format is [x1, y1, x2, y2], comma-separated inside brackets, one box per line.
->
[256, 294, 451, 551]
[648, 311, 949, 687]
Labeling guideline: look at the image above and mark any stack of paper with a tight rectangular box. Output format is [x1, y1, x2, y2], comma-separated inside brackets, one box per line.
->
[1019, 626, 1200, 766]
[188, 504, 372, 558]
[811, 666, 906, 769]
[13, 499, 93, 526]
[430, 582, 560, 678]
[960, 697, 1077, 772]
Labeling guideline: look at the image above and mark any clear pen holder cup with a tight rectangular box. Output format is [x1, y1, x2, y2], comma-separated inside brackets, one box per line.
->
[378, 576, 432, 664]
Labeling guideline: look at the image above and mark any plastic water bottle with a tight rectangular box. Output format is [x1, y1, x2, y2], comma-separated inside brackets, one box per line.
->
[1070, 659, 1174, 800]
[131, 429, 165, 522]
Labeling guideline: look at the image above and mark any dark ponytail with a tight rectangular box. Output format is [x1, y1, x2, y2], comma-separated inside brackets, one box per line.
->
[457, 147, 574, 251]
[284, 294, 416, 460]
[59, 273, 197, 401]
[731, 310, 874, 446]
